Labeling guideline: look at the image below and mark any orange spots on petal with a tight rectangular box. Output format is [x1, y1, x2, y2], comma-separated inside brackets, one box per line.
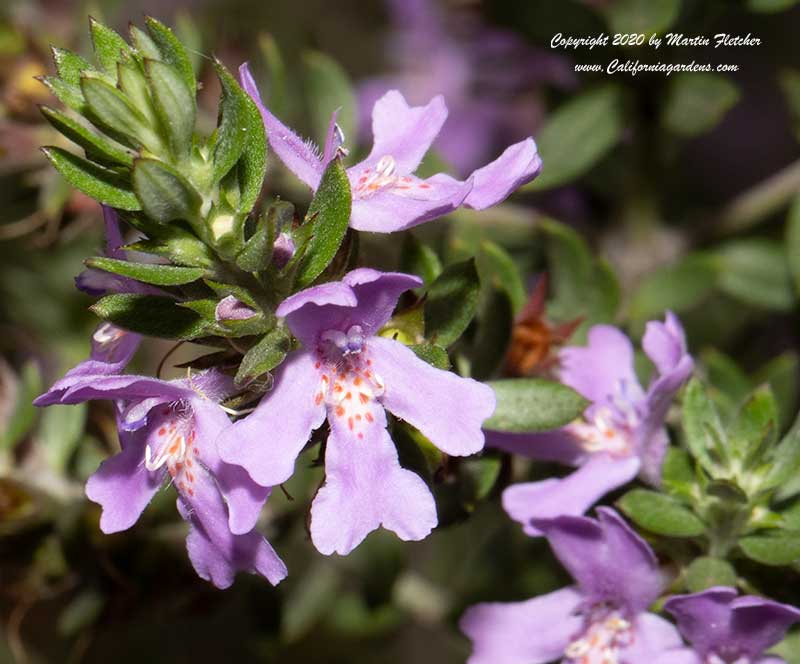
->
[169, 444, 178, 454]
[366, 359, 372, 366]
[345, 392, 352, 400]
[365, 412, 374, 423]
[315, 361, 321, 369]
[158, 427, 166, 436]
[336, 406, 345, 417]
[358, 433, 364, 439]
[419, 183, 431, 189]
[186, 458, 193, 468]
[359, 392, 370, 404]
[169, 467, 176, 478]
[348, 417, 354, 431]
[334, 383, 343, 393]
[179, 481, 186, 490]
[315, 393, 324, 405]
[353, 376, 362, 386]
[188, 487, 194, 496]
[364, 370, 372, 378]
[187, 471, 195, 482]
[355, 414, 362, 421]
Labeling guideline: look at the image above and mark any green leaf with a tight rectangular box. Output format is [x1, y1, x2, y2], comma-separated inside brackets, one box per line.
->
[236, 202, 292, 272]
[424, 258, 480, 347]
[126, 232, 216, 269]
[237, 90, 268, 213]
[1, 362, 42, 451]
[702, 348, 752, 409]
[40, 106, 135, 167]
[662, 73, 740, 137]
[786, 195, 800, 295]
[617, 489, 706, 537]
[282, 561, 340, 643]
[763, 409, 800, 491]
[400, 234, 442, 287]
[470, 289, 513, 380]
[212, 61, 250, 183]
[117, 59, 158, 127]
[39, 75, 86, 113]
[81, 74, 159, 150]
[86, 256, 205, 286]
[295, 158, 352, 287]
[661, 447, 697, 501]
[129, 25, 161, 60]
[132, 158, 202, 223]
[41, 146, 140, 210]
[409, 343, 450, 370]
[303, 50, 357, 149]
[144, 16, 196, 94]
[477, 241, 526, 315]
[89, 17, 131, 75]
[51, 46, 93, 86]
[484, 378, 588, 433]
[682, 378, 728, 473]
[714, 239, 795, 311]
[748, 0, 797, 12]
[629, 253, 718, 323]
[235, 327, 292, 385]
[91, 294, 210, 339]
[526, 86, 623, 190]
[685, 556, 737, 592]
[739, 531, 800, 565]
[729, 386, 778, 463]
[145, 58, 195, 160]
[755, 351, 799, 429]
[606, 0, 681, 34]
[57, 589, 105, 638]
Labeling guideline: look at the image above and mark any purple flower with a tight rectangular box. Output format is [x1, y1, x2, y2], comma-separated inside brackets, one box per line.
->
[240, 63, 542, 233]
[217, 268, 495, 555]
[358, 0, 577, 175]
[657, 587, 800, 664]
[461, 507, 683, 664]
[490, 312, 694, 535]
[35, 369, 286, 588]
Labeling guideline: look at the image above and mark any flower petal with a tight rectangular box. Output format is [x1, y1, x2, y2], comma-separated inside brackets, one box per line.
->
[651, 649, 703, 664]
[276, 281, 358, 347]
[35, 373, 188, 409]
[85, 433, 164, 533]
[310, 404, 436, 555]
[369, 336, 495, 456]
[485, 429, 587, 466]
[343, 269, 422, 335]
[558, 325, 644, 407]
[643, 311, 690, 376]
[532, 506, 662, 613]
[217, 351, 326, 487]
[502, 454, 640, 536]
[363, 90, 447, 174]
[459, 587, 584, 664]
[622, 612, 685, 659]
[348, 173, 471, 232]
[462, 138, 542, 210]
[239, 62, 323, 190]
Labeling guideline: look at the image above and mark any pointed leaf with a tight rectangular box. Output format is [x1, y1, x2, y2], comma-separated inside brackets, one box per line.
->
[739, 532, 800, 565]
[89, 18, 131, 75]
[484, 378, 588, 433]
[144, 16, 196, 94]
[40, 106, 134, 167]
[51, 46, 93, 86]
[618, 489, 706, 537]
[212, 61, 250, 183]
[235, 326, 292, 385]
[145, 58, 195, 160]
[41, 146, 140, 210]
[132, 158, 202, 223]
[81, 75, 159, 150]
[424, 258, 480, 347]
[91, 294, 210, 340]
[682, 378, 728, 473]
[85, 257, 205, 286]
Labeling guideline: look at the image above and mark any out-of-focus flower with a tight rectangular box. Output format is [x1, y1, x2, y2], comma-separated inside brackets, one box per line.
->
[218, 268, 495, 555]
[34, 369, 286, 589]
[460, 507, 683, 664]
[490, 312, 693, 535]
[658, 587, 800, 664]
[358, 0, 577, 175]
[240, 63, 542, 233]
[504, 275, 582, 377]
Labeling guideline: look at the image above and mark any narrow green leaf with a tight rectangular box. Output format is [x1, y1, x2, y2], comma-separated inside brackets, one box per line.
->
[51, 46, 93, 86]
[424, 258, 481, 347]
[714, 239, 795, 311]
[786, 194, 800, 295]
[236, 204, 283, 272]
[40, 75, 86, 113]
[303, 50, 357, 148]
[409, 344, 450, 370]
[400, 234, 442, 287]
[629, 253, 718, 323]
[477, 241, 526, 315]
[296, 158, 352, 287]
[129, 24, 161, 60]
[41, 146, 140, 210]
[144, 16, 196, 94]
[40, 403, 87, 473]
[470, 289, 513, 380]
[485, 378, 588, 433]
[91, 294, 210, 339]
[754, 351, 799, 429]
[126, 233, 216, 268]
[235, 327, 292, 385]
[685, 557, 738, 592]
[682, 378, 728, 473]
[89, 17, 131, 75]
[739, 532, 800, 565]
[662, 73, 740, 137]
[40, 106, 134, 167]
[212, 61, 250, 183]
[763, 409, 800, 490]
[81, 74, 158, 150]
[526, 85, 623, 191]
[729, 386, 778, 463]
[237, 90, 268, 213]
[1, 362, 42, 451]
[86, 256, 205, 286]
[117, 59, 158, 127]
[661, 447, 697, 502]
[146, 58, 195, 160]
[618, 489, 706, 537]
[132, 158, 202, 223]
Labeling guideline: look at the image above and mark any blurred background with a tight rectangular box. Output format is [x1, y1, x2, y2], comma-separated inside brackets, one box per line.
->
[3, 0, 800, 661]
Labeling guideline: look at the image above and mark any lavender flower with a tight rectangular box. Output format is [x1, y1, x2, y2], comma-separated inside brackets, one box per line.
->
[217, 268, 495, 555]
[239, 64, 542, 233]
[461, 507, 683, 664]
[35, 370, 287, 588]
[359, 0, 577, 174]
[490, 312, 693, 535]
[658, 587, 800, 664]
